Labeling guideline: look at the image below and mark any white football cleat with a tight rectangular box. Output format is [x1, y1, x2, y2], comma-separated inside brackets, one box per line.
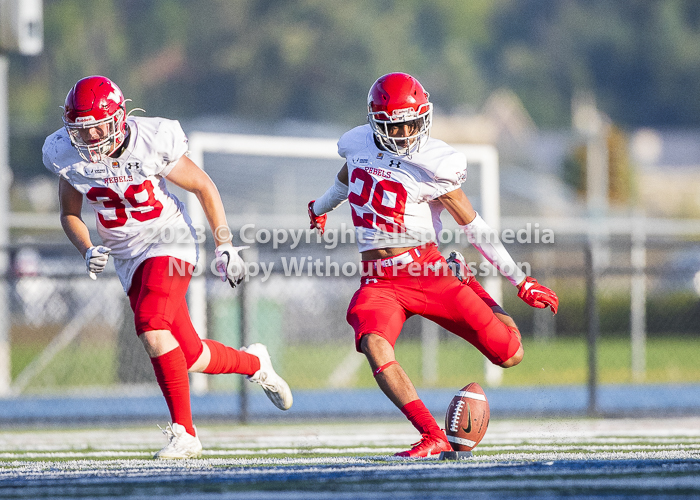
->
[153, 423, 203, 460]
[242, 343, 293, 410]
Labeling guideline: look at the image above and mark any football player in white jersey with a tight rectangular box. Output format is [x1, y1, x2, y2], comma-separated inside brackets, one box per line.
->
[308, 72, 558, 458]
[43, 76, 293, 459]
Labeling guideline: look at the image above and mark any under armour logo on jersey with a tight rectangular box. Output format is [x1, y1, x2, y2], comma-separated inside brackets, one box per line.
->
[365, 278, 378, 284]
[388, 160, 401, 168]
[126, 162, 140, 170]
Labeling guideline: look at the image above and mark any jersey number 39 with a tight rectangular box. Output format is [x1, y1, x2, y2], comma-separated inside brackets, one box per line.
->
[86, 180, 163, 228]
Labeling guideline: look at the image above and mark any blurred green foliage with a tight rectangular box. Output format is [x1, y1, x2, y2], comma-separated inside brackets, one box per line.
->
[10, 0, 700, 129]
[10, 0, 498, 132]
[8, 0, 700, 175]
[561, 124, 635, 206]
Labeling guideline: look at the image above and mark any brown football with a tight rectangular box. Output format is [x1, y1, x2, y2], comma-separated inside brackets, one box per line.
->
[444, 382, 490, 451]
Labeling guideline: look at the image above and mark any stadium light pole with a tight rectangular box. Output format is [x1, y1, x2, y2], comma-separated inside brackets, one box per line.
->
[585, 242, 599, 416]
[0, 55, 10, 395]
[0, 0, 44, 395]
[573, 91, 609, 415]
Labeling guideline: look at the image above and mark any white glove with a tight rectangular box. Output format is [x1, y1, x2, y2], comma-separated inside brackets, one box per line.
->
[215, 243, 249, 288]
[85, 245, 111, 280]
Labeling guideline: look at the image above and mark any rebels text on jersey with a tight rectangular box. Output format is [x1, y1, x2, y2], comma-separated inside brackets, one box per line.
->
[43, 116, 198, 291]
[338, 124, 467, 252]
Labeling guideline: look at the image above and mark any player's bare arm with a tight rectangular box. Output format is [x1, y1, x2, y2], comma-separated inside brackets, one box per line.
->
[437, 186, 558, 312]
[437, 187, 477, 227]
[165, 155, 232, 246]
[438, 189, 516, 322]
[59, 177, 92, 257]
[439, 186, 529, 286]
[59, 177, 112, 280]
[165, 154, 247, 288]
[337, 163, 349, 185]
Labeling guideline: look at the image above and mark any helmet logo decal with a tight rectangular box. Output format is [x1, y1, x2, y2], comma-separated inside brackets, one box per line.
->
[107, 90, 122, 105]
[391, 107, 417, 120]
[62, 76, 128, 163]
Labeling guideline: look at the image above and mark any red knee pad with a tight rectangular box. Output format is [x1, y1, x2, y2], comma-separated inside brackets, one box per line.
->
[477, 318, 522, 365]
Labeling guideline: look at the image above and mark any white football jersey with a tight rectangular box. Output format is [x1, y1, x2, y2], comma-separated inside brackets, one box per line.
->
[338, 124, 467, 252]
[43, 116, 198, 292]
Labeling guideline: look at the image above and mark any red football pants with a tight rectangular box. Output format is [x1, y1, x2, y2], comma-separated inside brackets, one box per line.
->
[127, 256, 203, 368]
[346, 244, 521, 365]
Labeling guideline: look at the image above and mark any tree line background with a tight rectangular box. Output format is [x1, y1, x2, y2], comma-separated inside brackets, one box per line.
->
[8, 0, 700, 179]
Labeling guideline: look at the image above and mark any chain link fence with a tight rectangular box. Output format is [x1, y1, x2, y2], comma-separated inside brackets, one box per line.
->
[4, 233, 700, 405]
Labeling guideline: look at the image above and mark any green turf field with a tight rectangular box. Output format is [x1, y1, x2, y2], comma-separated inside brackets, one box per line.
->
[283, 337, 700, 389]
[11, 336, 700, 392]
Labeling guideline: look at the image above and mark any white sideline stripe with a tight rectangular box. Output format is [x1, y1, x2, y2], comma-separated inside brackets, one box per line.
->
[456, 390, 486, 401]
[447, 435, 476, 447]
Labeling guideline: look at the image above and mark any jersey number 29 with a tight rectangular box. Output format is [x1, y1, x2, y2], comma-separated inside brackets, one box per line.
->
[348, 169, 407, 233]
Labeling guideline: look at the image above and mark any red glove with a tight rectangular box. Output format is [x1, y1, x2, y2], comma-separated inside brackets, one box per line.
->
[517, 276, 559, 314]
[308, 200, 327, 234]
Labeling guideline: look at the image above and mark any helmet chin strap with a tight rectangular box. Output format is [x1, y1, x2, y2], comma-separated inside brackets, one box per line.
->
[110, 124, 131, 158]
[375, 134, 420, 158]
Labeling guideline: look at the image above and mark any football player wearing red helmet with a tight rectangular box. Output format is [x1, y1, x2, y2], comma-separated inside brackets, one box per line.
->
[45, 76, 293, 459]
[62, 76, 129, 163]
[367, 72, 433, 156]
[308, 72, 558, 458]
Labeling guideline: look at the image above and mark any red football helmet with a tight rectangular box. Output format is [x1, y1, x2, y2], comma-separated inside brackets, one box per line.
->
[62, 76, 127, 162]
[367, 72, 433, 156]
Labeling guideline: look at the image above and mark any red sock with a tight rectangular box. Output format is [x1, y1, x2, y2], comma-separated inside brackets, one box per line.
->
[400, 399, 442, 436]
[150, 347, 195, 436]
[202, 339, 260, 376]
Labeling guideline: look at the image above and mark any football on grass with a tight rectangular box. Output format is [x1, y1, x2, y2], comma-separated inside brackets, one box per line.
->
[444, 382, 490, 451]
